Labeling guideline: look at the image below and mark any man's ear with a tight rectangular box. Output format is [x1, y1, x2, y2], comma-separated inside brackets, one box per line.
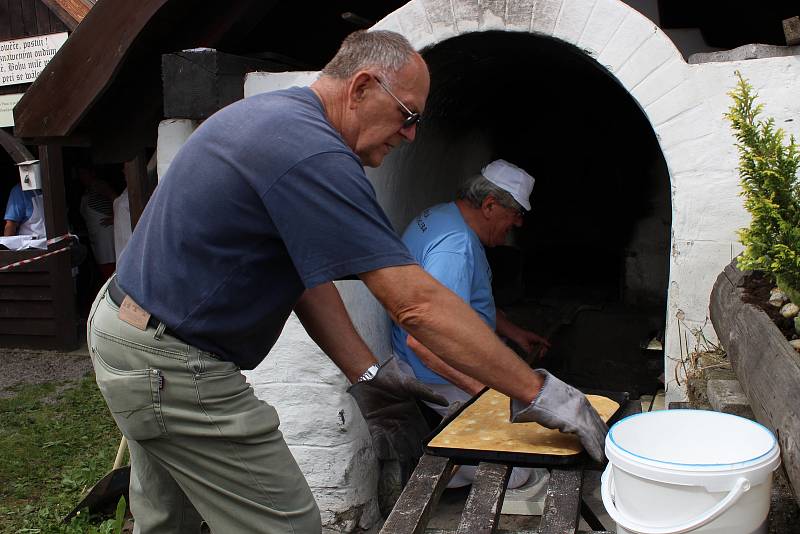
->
[348, 71, 373, 110]
[481, 195, 497, 219]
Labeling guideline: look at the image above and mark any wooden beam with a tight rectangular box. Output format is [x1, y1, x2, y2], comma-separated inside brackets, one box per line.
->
[125, 151, 152, 229]
[381, 455, 453, 534]
[710, 261, 800, 502]
[0, 129, 34, 163]
[38, 0, 91, 31]
[456, 462, 510, 534]
[162, 49, 293, 120]
[14, 0, 169, 138]
[39, 144, 67, 238]
[38, 144, 77, 349]
[539, 468, 584, 534]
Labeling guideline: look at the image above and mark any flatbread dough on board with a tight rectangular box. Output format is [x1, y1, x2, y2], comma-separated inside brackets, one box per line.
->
[428, 390, 618, 456]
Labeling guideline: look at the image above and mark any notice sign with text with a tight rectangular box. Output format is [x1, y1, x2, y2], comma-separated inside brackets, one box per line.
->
[0, 32, 68, 86]
[0, 93, 23, 127]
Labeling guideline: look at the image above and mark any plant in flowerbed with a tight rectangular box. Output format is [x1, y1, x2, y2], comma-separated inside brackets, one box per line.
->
[726, 71, 800, 348]
[707, 73, 800, 508]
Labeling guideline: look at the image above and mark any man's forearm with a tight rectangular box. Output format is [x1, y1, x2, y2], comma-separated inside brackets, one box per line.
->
[406, 335, 484, 396]
[360, 265, 543, 403]
[293, 282, 376, 383]
[3, 220, 18, 236]
[495, 309, 518, 339]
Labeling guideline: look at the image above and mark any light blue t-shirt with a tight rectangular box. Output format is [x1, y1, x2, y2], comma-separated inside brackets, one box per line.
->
[391, 202, 495, 384]
[4, 184, 34, 223]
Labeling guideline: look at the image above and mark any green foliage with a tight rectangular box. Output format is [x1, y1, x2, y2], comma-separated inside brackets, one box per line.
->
[726, 71, 800, 292]
[0, 376, 122, 533]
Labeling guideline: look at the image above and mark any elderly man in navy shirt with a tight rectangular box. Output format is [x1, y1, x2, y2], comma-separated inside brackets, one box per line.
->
[88, 30, 606, 533]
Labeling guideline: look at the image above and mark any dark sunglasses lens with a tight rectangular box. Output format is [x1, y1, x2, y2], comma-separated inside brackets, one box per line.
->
[403, 113, 421, 129]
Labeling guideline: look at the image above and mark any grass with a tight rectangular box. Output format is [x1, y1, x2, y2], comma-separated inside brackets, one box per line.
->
[0, 375, 124, 533]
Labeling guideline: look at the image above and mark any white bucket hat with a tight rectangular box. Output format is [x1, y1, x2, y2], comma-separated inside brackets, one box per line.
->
[481, 159, 535, 211]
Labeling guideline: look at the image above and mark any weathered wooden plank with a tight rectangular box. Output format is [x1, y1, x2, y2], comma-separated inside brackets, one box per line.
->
[125, 150, 152, 229]
[37, 0, 86, 30]
[0, 317, 55, 335]
[710, 260, 800, 502]
[34, 0, 51, 34]
[0, 285, 51, 300]
[39, 144, 77, 349]
[21, 0, 37, 36]
[381, 454, 453, 534]
[9, 0, 23, 37]
[539, 468, 583, 534]
[0, 333, 59, 348]
[0, 271, 50, 285]
[456, 462, 510, 534]
[0, 250, 52, 272]
[0, 300, 53, 317]
[0, 0, 11, 40]
[162, 49, 290, 120]
[0, 125, 33, 164]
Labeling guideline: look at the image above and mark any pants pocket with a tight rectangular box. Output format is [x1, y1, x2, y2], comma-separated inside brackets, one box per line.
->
[93, 349, 166, 441]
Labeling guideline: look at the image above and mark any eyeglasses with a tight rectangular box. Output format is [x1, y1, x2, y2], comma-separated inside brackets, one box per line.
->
[374, 76, 422, 130]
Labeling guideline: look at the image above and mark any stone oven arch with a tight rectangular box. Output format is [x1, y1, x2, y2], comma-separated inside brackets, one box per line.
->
[365, 0, 713, 399]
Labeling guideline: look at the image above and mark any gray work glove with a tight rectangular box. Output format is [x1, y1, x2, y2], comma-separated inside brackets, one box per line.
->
[509, 369, 607, 463]
[348, 356, 448, 515]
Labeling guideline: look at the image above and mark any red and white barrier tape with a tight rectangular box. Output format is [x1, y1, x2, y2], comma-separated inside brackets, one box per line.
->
[0, 234, 75, 272]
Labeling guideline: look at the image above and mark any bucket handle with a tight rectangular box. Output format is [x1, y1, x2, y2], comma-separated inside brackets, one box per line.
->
[601, 467, 751, 534]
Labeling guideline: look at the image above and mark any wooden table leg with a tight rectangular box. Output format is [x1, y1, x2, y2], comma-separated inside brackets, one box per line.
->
[456, 462, 511, 534]
[380, 454, 453, 534]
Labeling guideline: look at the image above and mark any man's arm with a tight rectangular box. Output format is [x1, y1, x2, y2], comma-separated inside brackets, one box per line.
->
[360, 264, 543, 403]
[293, 282, 376, 383]
[496, 310, 550, 358]
[406, 334, 484, 395]
[3, 220, 18, 236]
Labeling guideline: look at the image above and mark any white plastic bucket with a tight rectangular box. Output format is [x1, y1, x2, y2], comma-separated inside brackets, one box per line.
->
[601, 410, 780, 534]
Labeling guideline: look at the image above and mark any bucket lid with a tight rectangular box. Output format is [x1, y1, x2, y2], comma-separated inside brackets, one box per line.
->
[606, 410, 780, 490]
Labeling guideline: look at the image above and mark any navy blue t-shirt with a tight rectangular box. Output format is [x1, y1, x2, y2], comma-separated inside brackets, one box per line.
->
[117, 87, 415, 369]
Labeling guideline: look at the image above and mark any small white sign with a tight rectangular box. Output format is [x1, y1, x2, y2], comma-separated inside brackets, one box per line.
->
[0, 32, 68, 87]
[0, 93, 22, 127]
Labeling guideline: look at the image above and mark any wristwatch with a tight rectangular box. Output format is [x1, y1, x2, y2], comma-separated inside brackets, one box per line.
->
[357, 363, 380, 383]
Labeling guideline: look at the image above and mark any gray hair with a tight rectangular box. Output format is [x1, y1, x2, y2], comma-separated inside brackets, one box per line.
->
[321, 30, 417, 83]
[457, 174, 523, 211]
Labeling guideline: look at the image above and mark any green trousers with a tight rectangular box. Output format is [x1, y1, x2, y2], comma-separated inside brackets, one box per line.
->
[87, 280, 321, 533]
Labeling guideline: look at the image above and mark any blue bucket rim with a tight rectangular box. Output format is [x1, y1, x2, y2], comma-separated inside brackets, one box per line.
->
[608, 410, 778, 468]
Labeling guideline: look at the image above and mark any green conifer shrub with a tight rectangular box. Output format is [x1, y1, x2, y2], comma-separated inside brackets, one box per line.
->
[725, 71, 800, 297]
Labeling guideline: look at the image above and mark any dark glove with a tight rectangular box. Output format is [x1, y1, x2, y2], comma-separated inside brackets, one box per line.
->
[348, 356, 447, 515]
[509, 369, 607, 463]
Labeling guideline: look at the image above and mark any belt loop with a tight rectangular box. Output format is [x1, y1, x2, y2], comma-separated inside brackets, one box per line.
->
[154, 322, 166, 341]
[187, 345, 203, 374]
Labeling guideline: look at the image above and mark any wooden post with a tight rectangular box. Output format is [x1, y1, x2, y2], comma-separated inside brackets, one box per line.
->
[39, 144, 77, 349]
[125, 150, 153, 229]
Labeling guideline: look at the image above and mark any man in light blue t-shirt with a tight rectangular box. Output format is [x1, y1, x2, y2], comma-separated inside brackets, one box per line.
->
[391, 159, 551, 489]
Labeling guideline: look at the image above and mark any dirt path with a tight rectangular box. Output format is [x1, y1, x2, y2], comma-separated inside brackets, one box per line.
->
[0, 345, 93, 398]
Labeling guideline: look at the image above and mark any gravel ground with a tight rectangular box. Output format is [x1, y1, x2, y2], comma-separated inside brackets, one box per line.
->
[0, 345, 93, 398]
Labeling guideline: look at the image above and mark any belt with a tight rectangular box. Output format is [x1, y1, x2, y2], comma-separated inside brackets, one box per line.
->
[107, 276, 175, 335]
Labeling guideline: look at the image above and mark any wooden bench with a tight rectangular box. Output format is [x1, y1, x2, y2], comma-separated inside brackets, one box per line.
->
[381, 399, 642, 534]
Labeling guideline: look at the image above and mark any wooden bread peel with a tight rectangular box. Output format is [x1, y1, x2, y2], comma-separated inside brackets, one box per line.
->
[428, 390, 618, 456]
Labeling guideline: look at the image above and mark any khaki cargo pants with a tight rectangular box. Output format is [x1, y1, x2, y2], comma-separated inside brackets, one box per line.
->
[87, 280, 321, 533]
